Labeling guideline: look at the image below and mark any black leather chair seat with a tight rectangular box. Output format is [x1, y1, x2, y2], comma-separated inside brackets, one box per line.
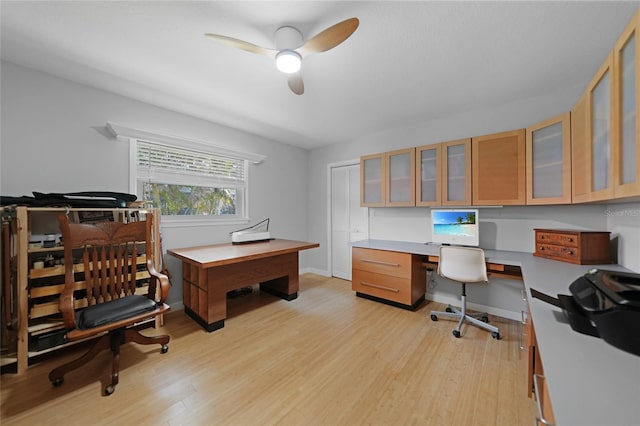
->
[77, 295, 157, 329]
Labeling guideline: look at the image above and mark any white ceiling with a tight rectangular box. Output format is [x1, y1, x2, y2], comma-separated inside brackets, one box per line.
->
[2, 1, 639, 150]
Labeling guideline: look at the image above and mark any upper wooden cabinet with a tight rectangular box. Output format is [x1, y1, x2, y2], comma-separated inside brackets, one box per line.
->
[361, 148, 415, 207]
[613, 12, 640, 199]
[572, 92, 590, 203]
[472, 129, 526, 205]
[386, 148, 416, 206]
[526, 113, 572, 205]
[360, 153, 386, 207]
[588, 53, 615, 202]
[416, 143, 442, 206]
[442, 139, 472, 205]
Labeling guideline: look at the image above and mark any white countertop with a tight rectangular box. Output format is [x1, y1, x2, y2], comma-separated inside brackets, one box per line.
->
[352, 239, 640, 426]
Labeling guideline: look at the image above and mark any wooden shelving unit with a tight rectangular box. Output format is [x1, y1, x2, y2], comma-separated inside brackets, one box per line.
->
[1, 206, 161, 373]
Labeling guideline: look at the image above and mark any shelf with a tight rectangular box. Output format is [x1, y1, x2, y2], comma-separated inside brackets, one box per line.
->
[28, 246, 64, 254]
[30, 254, 147, 279]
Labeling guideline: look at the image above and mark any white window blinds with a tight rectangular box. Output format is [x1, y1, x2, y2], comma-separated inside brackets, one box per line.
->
[136, 140, 247, 188]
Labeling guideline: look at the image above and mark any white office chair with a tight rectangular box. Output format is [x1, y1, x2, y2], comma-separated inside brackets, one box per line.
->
[430, 245, 500, 339]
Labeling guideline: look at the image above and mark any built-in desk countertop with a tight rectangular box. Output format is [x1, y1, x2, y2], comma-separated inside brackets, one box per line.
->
[352, 239, 640, 426]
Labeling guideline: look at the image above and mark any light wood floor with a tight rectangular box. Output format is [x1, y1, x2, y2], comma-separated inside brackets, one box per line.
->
[1, 273, 536, 425]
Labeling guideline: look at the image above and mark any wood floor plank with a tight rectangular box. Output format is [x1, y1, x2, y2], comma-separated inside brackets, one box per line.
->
[1, 274, 536, 425]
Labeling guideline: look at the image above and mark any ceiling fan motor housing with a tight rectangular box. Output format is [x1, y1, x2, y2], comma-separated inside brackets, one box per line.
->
[275, 26, 303, 50]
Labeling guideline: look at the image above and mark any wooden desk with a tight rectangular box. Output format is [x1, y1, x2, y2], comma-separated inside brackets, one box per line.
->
[168, 239, 319, 332]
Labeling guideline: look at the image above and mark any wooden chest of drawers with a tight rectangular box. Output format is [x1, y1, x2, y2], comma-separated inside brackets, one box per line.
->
[352, 247, 425, 310]
[533, 228, 611, 265]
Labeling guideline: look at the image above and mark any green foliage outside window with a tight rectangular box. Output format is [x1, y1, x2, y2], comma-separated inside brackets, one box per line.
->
[143, 182, 236, 216]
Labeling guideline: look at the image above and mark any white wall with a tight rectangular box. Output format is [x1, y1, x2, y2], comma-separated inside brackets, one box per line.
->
[306, 79, 640, 318]
[0, 60, 310, 306]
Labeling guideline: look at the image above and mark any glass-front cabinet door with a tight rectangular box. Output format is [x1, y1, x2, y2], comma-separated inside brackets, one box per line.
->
[416, 144, 441, 206]
[613, 14, 640, 198]
[441, 139, 472, 206]
[588, 53, 615, 201]
[526, 113, 572, 204]
[360, 153, 386, 207]
[385, 148, 415, 207]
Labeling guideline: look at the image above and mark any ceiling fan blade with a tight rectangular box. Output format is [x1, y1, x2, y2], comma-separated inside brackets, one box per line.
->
[204, 33, 276, 57]
[288, 72, 304, 95]
[298, 17, 359, 56]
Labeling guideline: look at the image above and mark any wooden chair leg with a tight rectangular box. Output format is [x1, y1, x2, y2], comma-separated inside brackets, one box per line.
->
[124, 328, 169, 348]
[105, 331, 121, 396]
[49, 333, 111, 385]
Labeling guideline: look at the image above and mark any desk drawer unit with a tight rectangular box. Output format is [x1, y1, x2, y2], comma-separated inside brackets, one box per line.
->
[533, 228, 611, 265]
[352, 247, 425, 310]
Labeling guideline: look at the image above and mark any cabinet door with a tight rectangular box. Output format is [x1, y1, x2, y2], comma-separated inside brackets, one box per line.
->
[526, 113, 572, 204]
[572, 92, 590, 203]
[613, 13, 640, 198]
[360, 153, 386, 207]
[385, 148, 416, 206]
[441, 139, 472, 206]
[588, 53, 615, 201]
[472, 129, 526, 205]
[416, 144, 441, 206]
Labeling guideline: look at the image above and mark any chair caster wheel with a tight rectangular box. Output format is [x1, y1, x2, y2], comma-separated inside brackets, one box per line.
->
[452, 330, 461, 338]
[481, 316, 489, 323]
[445, 307, 453, 313]
[161, 344, 169, 354]
[492, 332, 501, 340]
[104, 384, 115, 396]
[52, 378, 64, 387]
[430, 314, 438, 321]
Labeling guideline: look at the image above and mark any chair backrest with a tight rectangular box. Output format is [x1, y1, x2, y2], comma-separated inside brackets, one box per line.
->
[57, 213, 167, 330]
[437, 245, 488, 284]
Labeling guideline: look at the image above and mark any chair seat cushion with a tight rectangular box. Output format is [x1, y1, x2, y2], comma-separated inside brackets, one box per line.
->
[77, 295, 158, 329]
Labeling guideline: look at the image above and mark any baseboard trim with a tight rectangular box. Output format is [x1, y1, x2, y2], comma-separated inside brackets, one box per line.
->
[426, 293, 521, 322]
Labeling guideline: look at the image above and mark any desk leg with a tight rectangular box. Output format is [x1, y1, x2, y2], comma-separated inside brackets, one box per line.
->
[259, 252, 299, 300]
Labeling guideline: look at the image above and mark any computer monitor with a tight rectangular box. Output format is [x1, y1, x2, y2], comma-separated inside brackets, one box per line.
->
[430, 208, 480, 247]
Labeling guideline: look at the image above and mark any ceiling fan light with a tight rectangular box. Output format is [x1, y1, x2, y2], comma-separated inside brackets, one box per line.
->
[276, 50, 301, 74]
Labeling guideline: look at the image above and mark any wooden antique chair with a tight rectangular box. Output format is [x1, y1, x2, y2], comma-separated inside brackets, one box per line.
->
[49, 212, 170, 395]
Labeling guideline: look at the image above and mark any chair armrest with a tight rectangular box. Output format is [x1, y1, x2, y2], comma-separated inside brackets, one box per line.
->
[146, 258, 170, 303]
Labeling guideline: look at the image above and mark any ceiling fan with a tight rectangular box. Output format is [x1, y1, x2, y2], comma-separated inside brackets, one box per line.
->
[205, 17, 359, 95]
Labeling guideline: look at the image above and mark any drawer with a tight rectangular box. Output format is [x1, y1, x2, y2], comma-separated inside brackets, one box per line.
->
[352, 248, 411, 279]
[352, 269, 413, 305]
[535, 231, 578, 247]
[535, 243, 579, 261]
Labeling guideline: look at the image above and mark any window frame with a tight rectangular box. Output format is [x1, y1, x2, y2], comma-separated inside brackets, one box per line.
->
[107, 122, 265, 228]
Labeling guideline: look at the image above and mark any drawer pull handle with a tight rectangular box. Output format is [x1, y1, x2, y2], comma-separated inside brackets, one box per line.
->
[533, 374, 555, 426]
[361, 281, 400, 293]
[361, 259, 400, 267]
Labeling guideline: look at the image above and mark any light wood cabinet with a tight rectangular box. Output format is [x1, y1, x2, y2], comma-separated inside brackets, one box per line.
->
[386, 148, 416, 207]
[472, 129, 526, 205]
[442, 138, 472, 205]
[361, 148, 415, 207]
[526, 113, 572, 205]
[572, 92, 590, 203]
[526, 315, 556, 426]
[589, 53, 616, 202]
[0, 206, 161, 373]
[416, 143, 442, 206]
[360, 153, 386, 207]
[351, 247, 425, 310]
[613, 12, 640, 199]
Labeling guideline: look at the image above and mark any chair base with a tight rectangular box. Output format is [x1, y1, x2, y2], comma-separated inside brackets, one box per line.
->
[430, 295, 500, 339]
[49, 327, 169, 395]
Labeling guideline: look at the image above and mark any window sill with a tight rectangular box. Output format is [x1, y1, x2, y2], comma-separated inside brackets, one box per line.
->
[160, 217, 250, 228]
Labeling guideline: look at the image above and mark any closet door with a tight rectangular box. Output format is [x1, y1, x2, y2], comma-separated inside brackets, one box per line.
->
[332, 164, 368, 280]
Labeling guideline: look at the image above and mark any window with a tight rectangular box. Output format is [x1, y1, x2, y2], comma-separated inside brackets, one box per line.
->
[108, 122, 266, 226]
[135, 140, 247, 221]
